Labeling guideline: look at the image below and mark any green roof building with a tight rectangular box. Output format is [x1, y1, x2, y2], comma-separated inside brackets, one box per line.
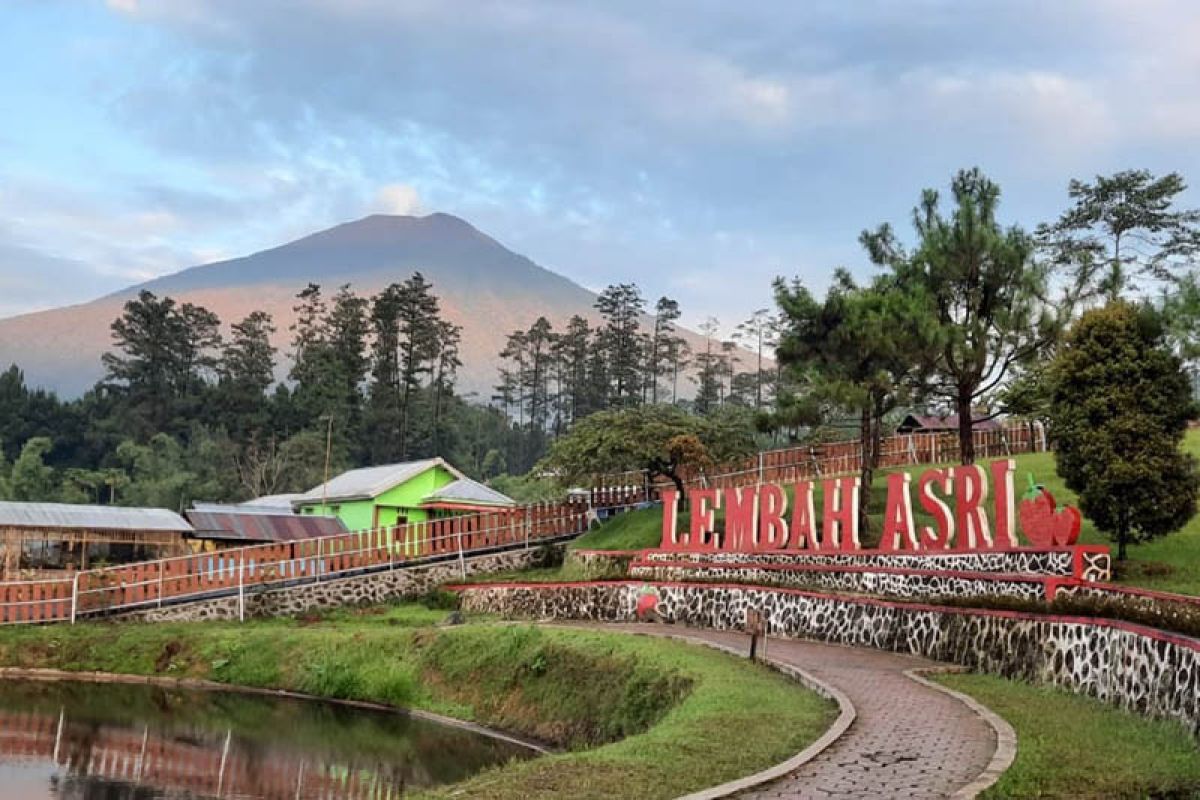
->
[295, 458, 516, 532]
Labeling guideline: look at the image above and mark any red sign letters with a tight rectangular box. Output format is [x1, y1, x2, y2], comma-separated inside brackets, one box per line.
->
[660, 460, 1077, 553]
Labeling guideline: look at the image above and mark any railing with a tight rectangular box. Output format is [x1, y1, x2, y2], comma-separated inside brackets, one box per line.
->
[0, 490, 648, 625]
[589, 422, 1045, 493]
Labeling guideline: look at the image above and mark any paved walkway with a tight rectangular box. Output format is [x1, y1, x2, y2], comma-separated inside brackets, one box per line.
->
[574, 624, 997, 800]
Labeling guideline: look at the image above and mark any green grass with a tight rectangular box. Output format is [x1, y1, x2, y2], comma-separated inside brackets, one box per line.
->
[0, 606, 835, 800]
[937, 673, 1200, 799]
[570, 505, 669, 551]
[562, 430, 1200, 595]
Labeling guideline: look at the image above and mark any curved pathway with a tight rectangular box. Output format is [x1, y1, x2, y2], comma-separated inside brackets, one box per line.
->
[571, 623, 1001, 800]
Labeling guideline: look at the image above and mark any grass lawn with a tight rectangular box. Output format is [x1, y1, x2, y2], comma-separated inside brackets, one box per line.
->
[937, 672, 1200, 799]
[568, 430, 1200, 595]
[0, 604, 835, 800]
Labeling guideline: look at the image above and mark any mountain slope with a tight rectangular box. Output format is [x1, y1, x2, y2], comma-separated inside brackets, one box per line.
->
[0, 213, 705, 399]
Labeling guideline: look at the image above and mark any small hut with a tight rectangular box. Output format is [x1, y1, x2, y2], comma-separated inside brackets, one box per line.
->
[0, 501, 192, 579]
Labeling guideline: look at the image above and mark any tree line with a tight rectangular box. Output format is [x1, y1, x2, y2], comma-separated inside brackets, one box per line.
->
[0, 274, 531, 510]
[494, 284, 781, 468]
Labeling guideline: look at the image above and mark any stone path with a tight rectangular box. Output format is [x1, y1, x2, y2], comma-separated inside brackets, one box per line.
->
[573, 623, 998, 800]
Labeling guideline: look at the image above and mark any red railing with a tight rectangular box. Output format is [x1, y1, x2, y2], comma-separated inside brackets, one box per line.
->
[591, 422, 1045, 493]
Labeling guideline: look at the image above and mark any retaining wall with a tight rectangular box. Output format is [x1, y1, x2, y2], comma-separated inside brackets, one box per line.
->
[640, 546, 1112, 582]
[629, 559, 1062, 603]
[456, 580, 1200, 737]
[122, 544, 567, 623]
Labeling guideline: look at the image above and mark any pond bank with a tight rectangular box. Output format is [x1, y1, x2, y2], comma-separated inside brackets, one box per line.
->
[0, 603, 836, 799]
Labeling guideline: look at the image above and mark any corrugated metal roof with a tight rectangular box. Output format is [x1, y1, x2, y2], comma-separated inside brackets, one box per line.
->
[423, 478, 516, 507]
[0, 502, 192, 532]
[298, 458, 464, 504]
[185, 509, 347, 543]
[192, 501, 315, 517]
[240, 493, 304, 510]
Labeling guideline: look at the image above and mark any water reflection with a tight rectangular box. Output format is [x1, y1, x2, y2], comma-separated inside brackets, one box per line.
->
[0, 680, 535, 799]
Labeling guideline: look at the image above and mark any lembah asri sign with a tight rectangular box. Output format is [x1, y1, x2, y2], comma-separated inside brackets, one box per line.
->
[660, 460, 1081, 554]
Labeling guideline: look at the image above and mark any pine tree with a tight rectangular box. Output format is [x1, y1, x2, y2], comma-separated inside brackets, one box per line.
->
[595, 284, 647, 407]
[862, 168, 1059, 464]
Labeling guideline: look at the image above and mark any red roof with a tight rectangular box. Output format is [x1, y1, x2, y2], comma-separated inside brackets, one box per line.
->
[185, 509, 347, 543]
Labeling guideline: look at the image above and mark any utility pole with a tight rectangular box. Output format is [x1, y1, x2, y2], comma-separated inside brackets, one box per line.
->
[322, 414, 334, 510]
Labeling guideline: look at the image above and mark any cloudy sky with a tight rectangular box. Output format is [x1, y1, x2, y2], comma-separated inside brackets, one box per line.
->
[2, 1, 1200, 327]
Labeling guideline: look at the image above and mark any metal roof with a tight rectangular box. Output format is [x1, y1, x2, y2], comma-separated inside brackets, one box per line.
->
[297, 458, 465, 504]
[240, 493, 305, 510]
[185, 509, 347, 543]
[0, 502, 192, 533]
[423, 478, 516, 507]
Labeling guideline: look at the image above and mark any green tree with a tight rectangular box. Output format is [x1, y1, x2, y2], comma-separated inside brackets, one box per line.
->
[9, 437, 56, 501]
[862, 167, 1059, 464]
[1039, 169, 1200, 302]
[102, 290, 222, 436]
[774, 270, 937, 530]
[1161, 271, 1200, 395]
[647, 297, 682, 404]
[1049, 302, 1199, 560]
[368, 274, 443, 460]
[692, 317, 723, 415]
[218, 310, 277, 440]
[595, 283, 647, 407]
[538, 404, 754, 499]
[734, 308, 774, 409]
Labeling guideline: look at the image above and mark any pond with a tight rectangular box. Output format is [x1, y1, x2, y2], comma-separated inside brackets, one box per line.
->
[0, 678, 537, 799]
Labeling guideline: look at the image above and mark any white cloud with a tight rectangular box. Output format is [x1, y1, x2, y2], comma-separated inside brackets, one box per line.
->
[371, 183, 423, 216]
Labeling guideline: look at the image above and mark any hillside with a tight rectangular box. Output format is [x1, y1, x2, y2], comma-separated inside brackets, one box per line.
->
[0, 213, 717, 398]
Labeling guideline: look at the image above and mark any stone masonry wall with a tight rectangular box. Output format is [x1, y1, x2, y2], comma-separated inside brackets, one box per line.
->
[121, 544, 567, 623]
[458, 581, 1200, 737]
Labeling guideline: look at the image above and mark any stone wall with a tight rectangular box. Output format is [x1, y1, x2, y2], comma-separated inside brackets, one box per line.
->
[641, 546, 1112, 582]
[121, 544, 567, 623]
[630, 560, 1059, 603]
[564, 549, 640, 579]
[458, 580, 1200, 737]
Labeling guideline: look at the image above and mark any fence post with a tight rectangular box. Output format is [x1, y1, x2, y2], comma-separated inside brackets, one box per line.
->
[157, 560, 164, 609]
[70, 572, 80, 625]
[237, 553, 245, 623]
[316, 539, 323, 583]
[456, 526, 466, 580]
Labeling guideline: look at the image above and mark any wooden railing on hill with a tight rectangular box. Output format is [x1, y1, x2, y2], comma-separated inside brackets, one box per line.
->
[589, 422, 1046, 493]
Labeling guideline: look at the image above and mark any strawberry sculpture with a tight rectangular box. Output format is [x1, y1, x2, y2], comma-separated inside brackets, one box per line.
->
[1018, 474, 1081, 547]
[635, 585, 661, 621]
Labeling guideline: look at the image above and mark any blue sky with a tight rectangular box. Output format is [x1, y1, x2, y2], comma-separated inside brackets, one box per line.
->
[2, 1, 1200, 329]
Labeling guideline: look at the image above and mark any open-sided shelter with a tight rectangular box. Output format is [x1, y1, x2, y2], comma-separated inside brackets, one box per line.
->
[0, 501, 191, 579]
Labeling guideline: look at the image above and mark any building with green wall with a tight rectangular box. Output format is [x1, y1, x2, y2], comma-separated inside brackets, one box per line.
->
[295, 458, 516, 532]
